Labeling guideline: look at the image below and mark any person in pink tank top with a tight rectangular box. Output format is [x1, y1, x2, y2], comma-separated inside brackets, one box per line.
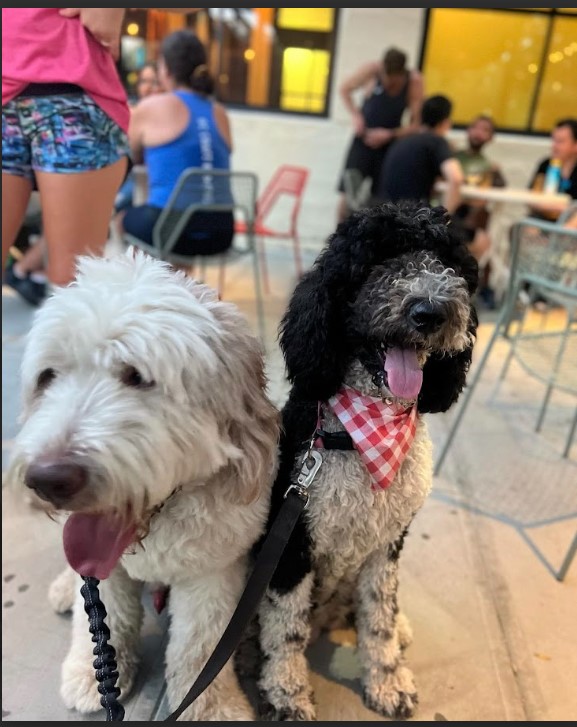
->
[2, 8, 130, 292]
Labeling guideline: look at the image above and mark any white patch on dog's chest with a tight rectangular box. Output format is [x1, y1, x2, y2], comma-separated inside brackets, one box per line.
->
[121, 488, 268, 584]
[304, 419, 433, 577]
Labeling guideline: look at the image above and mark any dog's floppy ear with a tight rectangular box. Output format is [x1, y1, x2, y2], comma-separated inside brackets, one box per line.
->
[417, 305, 478, 413]
[279, 204, 421, 400]
[279, 263, 349, 401]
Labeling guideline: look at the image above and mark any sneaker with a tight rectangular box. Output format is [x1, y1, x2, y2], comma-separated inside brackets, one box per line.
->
[4, 261, 46, 306]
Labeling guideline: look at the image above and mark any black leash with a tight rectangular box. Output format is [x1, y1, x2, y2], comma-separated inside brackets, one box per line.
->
[81, 577, 125, 721]
[165, 480, 310, 721]
[81, 449, 323, 722]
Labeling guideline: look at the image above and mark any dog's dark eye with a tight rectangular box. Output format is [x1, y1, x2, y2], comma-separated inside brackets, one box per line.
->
[120, 365, 154, 389]
[36, 368, 56, 391]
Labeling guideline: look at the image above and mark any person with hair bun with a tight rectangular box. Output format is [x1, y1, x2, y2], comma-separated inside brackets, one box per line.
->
[123, 29, 234, 256]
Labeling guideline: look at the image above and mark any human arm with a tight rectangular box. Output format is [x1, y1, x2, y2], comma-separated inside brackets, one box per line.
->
[128, 102, 145, 165]
[59, 9, 125, 60]
[339, 60, 380, 137]
[527, 158, 549, 217]
[213, 102, 233, 153]
[398, 69, 424, 136]
[440, 158, 465, 215]
[362, 69, 424, 148]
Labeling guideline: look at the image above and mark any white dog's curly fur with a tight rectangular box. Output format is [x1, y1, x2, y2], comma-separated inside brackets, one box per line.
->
[7, 250, 279, 720]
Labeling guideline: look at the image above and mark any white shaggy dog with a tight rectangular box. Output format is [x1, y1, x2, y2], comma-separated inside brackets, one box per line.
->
[7, 250, 279, 720]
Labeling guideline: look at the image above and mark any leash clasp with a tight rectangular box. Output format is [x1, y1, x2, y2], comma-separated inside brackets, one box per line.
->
[284, 450, 323, 509]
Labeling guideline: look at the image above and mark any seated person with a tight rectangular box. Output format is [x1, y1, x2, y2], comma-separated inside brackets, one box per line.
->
[452, 114, 507, 308]
[374, 94, 464, 215]
[526, 117, 577, 222]
[123, 30, 234, 257]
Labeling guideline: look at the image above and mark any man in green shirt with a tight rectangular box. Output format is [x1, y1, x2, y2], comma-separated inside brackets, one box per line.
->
[453, 114, 506, 308]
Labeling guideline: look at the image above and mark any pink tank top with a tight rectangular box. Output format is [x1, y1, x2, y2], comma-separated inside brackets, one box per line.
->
[2, 8, 129, 132]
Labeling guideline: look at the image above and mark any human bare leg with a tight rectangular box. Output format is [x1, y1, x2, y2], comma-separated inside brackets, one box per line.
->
[2, 172, 33, 269]
[36, 158, 127, 286]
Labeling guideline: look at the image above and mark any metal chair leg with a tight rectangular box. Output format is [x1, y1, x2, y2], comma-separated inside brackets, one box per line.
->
[435, 315, 503, 475]
[257, 237, 271, 296]
[563, 407, 577, 459]
[434, 281, 524, 475]
[535, 312, 573, 433]
[293, 230, 304, 280]
[218, 256, 227, 299]
[556, 531, 577, 582]
[250, 240, 266, 346]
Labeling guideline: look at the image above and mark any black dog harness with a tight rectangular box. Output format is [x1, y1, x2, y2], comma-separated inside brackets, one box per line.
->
[314, 428, 355, 450]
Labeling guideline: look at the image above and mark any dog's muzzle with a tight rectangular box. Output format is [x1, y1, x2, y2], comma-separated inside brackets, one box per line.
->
[409, 300, 447, 335]
[25, 458, 88, 507]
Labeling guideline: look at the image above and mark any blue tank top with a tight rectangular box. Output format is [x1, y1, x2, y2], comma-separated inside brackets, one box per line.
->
[144, 90, 231, 208]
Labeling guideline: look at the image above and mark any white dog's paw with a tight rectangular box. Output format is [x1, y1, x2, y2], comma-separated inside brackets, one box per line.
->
[48, 567, 77, 614]
[61, 654, 137, 714]
[362, 665, 418, 720]
[396, 611, 413, 650]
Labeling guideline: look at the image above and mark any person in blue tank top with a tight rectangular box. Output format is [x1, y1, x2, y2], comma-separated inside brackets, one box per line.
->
[123, 29, 234, 256]
[336, 47, 424, 223]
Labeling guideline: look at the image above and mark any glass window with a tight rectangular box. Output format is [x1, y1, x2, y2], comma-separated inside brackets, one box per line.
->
[277, 8, 335, 33]
[421, 8, 577, 134]
[120, 8, 339, 117]
[533, 16, 577, 132]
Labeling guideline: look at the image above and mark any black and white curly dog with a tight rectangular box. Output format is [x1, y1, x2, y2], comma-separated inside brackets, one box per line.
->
[238, 201, 479, 720]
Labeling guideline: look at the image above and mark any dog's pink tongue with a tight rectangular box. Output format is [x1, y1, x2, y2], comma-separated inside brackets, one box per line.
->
[63, 513, 136, 580]
[384, 346, 423, 400]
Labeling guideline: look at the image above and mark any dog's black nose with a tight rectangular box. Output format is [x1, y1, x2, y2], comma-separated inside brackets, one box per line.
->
[25, 459, 87, 506]
[409, 300, 447, 334]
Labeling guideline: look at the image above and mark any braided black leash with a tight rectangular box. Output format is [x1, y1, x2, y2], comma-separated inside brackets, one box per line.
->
[81, 576, 125, 722]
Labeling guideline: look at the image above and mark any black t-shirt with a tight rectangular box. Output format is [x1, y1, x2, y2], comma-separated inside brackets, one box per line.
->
[376, 131, 453, 203]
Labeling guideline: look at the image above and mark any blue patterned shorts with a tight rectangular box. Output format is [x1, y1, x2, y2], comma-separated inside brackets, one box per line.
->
[2, 92, 129, 182]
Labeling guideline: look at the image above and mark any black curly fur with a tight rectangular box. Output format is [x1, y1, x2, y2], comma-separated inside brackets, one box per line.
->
[279, 202, 478, 404]
[259, 202, 479, 594]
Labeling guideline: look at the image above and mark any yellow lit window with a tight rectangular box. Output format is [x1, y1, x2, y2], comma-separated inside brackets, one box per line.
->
[533, 17, 577, 131]
[422, 8, 577, 133]
[281, 47, 330, 113]
[277, 8, 334, 32]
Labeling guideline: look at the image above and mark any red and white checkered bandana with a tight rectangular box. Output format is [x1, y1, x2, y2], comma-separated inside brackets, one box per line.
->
[327, 385, 417, 491]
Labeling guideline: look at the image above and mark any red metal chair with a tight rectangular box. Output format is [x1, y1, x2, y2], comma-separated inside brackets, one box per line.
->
[235, 164, 310, 293]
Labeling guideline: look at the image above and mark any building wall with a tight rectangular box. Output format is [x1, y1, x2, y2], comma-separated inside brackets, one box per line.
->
[229, 7, 551, 248]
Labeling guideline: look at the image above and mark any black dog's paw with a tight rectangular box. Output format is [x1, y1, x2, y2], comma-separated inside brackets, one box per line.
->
[362, 666, 419, 720]
[258, 690, 317, 721]
[363, 687, 418, 720]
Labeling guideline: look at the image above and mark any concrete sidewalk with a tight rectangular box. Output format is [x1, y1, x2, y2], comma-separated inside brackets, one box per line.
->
[2, 240, 576, 722]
